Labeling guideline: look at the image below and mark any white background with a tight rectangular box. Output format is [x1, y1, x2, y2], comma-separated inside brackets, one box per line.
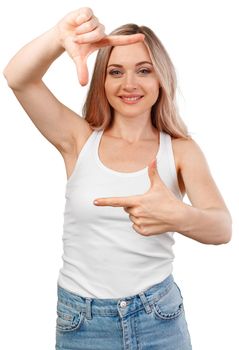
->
[0, 0, 238, 349]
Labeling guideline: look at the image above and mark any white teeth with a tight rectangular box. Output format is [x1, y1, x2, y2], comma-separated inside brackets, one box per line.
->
[122, 96, 141, 101]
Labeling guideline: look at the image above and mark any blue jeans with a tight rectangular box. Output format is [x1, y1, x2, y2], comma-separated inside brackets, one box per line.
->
[56, 274, 192, 349]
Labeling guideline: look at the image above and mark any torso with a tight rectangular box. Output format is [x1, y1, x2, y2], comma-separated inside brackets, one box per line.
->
[61, 128, 186, 196]
[98, 129, 160, 173]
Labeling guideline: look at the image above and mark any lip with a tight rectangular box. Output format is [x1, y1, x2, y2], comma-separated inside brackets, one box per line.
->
[119, 95, 144, 104]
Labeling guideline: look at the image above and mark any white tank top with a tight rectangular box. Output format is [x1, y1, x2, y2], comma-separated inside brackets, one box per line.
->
[58, 129, 183, 298]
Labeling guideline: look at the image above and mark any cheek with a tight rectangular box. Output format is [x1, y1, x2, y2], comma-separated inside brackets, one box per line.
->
[152, 89, 160, 103]
[105, 77, 113, 93]
[147, 80, 160, 102]
[104, 79, 119, 101]
[104, 81, 116, 107]
[105, 84, 111, 102]
[104, 80, 111, 102]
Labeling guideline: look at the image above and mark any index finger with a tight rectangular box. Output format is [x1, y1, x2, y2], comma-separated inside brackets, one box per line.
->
[93, 195, 139, 207]
[73, 55, 89, 86]
[94, 33, 145, 49]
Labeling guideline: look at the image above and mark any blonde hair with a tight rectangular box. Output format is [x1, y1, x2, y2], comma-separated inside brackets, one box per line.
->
[83, 24, 190, 139]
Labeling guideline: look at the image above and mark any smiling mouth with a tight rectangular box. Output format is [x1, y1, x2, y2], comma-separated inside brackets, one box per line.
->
[119, 95, 144, 104]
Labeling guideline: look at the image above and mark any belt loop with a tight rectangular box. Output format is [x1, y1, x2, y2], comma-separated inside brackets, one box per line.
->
[139, 292, 152, 314]
[85, 298, 92, 320]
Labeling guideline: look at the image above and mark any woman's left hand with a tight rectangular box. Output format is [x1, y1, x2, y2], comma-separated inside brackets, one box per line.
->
[94, 159, 187, 236]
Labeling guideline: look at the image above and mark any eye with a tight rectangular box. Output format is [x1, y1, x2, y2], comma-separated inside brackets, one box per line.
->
[108, 69, 123, 77]
[138, 68, 151, 75]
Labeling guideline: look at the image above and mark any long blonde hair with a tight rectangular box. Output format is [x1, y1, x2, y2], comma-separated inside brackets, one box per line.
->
[83, 24, 190, 139]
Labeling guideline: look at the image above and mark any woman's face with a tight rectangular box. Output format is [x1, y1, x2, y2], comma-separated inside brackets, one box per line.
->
[104, 41, 160, 120]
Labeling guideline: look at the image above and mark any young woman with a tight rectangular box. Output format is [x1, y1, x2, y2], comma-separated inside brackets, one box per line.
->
[3, 7, 232, 350]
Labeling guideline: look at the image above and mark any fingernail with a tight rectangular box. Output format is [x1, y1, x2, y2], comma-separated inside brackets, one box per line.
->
[94, 200, 99, 205]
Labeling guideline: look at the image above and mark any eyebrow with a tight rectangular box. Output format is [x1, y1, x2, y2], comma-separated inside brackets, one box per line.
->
[107, 61, 153, 68]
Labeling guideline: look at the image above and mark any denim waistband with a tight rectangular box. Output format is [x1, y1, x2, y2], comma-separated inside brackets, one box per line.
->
[57, 274, 174, 320]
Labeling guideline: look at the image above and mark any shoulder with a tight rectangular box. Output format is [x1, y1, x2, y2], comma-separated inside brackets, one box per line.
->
[170, 134, 231, 217]
[170, 135, 210, 197]
[171, 135, 207, 171]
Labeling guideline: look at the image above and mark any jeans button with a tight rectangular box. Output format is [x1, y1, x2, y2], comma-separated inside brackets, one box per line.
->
[120, 300, 127, 308]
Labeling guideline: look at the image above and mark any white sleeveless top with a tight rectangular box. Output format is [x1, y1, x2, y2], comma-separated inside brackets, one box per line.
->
[58, 129, 183, 298]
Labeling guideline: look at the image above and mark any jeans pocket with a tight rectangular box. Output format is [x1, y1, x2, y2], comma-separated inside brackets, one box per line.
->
[153, 282, 184, 320]
[56, 299, 85, 332]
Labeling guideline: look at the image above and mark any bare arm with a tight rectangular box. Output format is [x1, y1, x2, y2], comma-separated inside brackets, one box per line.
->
[2, 9, 96, 153]
[175, 138, 232, 244]
[3, 7, 144, 153]
[3, 26, 64, 89]
[93, 139, 232, 245]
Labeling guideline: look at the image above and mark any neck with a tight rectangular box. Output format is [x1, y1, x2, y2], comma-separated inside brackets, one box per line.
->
[106, 113, 158, 143]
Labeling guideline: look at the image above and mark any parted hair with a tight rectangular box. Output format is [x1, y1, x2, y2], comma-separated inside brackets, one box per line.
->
[83, 24, 190, 139]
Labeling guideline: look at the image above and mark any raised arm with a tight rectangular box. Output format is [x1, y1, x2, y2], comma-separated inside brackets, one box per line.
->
[3, 7, 144, 154]
[2, 8, 96, 154]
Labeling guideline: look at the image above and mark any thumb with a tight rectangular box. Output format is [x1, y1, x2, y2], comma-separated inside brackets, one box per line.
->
[73, 54, 89, 86]
[148, 159, 163, 188]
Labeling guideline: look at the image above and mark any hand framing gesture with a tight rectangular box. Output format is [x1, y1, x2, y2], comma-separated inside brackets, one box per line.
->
[57, 7, 145, 85]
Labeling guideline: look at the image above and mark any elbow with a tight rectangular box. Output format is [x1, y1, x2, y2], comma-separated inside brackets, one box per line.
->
[199, 233, 231, 245]
[213, 214, 232, 245]
[3, 66, 19, 90]
[2, 68, 9, 84]
[3, 67, 14, 89]
[3, 64, 10, 81]
[200, 211, 232, 245]
[213, 233, 232, 245]
[215, 231, 232, 245]
[3, 67, 36, 91]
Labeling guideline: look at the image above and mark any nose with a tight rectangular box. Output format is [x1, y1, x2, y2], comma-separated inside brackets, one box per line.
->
[122, 72, 138, 91]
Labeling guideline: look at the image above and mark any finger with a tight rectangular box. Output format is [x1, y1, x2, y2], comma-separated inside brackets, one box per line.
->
[129, 214, 141, 225]
[75, 16, 99, 35]
[137, 224, 170, 235]
[123, 207, 145, 218]
[73, 26, 105, 44]
[95, 33, 145, 48]
[73, 55, 89, 86]
[148, 158, 165, 189]
[93, 195, 138, 207]
[64, 8, 93, 28]
[74, 8, 93, 25]
[132, 224, 146, 236]
[148, 159, 157, 187]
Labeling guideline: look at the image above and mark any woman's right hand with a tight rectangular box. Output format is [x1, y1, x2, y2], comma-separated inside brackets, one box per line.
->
[56, 7, 144, 86]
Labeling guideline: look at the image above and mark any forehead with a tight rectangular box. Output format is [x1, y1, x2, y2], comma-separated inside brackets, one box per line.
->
[108, 42, 151, 65]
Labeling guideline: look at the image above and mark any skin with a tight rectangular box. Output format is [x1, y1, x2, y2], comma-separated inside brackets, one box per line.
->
[94, 159, 186, 236]
[104, 41, 160, 142]
[4, 7, 232, 244]
[92, 36, 232, 244]
[58, 9, 145, 86]
[93, 40, 185, 236]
